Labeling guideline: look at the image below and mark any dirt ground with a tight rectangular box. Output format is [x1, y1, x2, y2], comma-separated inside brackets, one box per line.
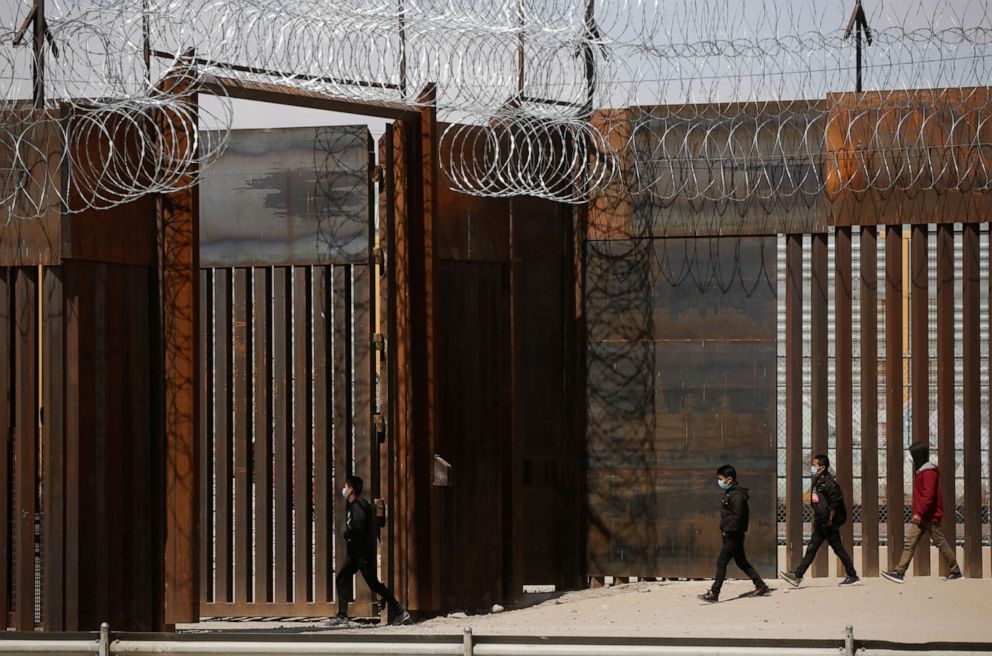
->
[184, 547, 992, 643]
[392, 575, 991, 643]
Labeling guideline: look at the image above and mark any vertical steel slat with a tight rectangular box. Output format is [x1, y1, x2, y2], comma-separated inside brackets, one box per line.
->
[961, 223, 982, 576]
[810, 233, 829, 577]
[860, 227, 880, 577]
[936, 225, 956, 577]
[834, 228, 854, 576]
[884, 226, 904, 570]
[910, 226, 930, 575]
[785, 235, 803, 571]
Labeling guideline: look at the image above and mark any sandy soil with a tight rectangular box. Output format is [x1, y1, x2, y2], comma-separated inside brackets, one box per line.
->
[183, 547, 992, 643]
[387, 575, 992, 643]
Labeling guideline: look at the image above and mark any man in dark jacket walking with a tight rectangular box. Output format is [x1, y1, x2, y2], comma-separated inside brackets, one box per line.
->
[780, 454, 860, 587]
[329, 475, 412, 625]
[882, 442, 963, 583]
[699, 465, 770, 602]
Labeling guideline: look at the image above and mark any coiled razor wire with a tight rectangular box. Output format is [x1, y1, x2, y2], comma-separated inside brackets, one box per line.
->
[0, 0, 991, 219]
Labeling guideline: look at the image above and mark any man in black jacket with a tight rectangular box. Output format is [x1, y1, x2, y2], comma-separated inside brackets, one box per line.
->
[329, 475, 411, 626]
[699, 465, 770, 602]
[780, 454, 860, 587]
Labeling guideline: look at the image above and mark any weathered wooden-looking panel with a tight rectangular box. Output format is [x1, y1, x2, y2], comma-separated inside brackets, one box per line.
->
[586, 236, 778, 577]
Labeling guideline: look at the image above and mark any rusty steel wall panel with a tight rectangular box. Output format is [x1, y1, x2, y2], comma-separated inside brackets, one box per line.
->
[961, 223, 982, 577]
[585, 237, 655, 576]
[252, 268, 273, 603]
[586, 237, 778, 578]
[332, 265, 353, 609]
[884, 226, 904, 570]
[13, 266, 37, 630]
[587, 106, 826, 240]
[60, 262, 158, 630]
[198, 270, 213, 604]
[73, 262, 103, 622]
[42, 266, 65, 630]
[199, 127, 371, 268]
[810, 233, 829, 577]
[859, 227, 880, 577]
[785, 235, 804, 571]
[232, 269, 251, 603]
[834, 228, 854, 575]
[936, 225, 956, 576]
[377, 129, 396, 612]
[158, 86, 200, 623]
[312, 266, 331, 605]
[271, 267, 292, 603]
[63, 263, 79, 630]
[510, 198, 569, 590]
[352, 263, 375, 613]
[825, 89, 992, 227]
[0, 269, 9, 628]
[213, 269, 232, 603]
[435, 260, 510, 609]
[0, 116, 61, 265]
[293, 267, 314, 605]
[910, 225, 930, 576]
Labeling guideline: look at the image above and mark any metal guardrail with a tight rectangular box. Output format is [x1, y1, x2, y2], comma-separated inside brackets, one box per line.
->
[0, 624, 990, 656]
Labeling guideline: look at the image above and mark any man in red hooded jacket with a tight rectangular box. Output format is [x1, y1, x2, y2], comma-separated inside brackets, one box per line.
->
[882, 442, 962, 583]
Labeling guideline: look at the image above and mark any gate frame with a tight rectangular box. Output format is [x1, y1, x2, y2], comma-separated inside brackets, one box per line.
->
[162, 72, 436, 624]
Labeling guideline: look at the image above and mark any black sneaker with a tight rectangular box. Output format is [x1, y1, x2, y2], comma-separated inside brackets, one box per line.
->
[391, 609, 413, 626]
[944, 571, 963, 581]
[839, 575, 861, 587]
[327, 614, 350, 626]
[698, 590, 719, 602]
[779, 571, 801, 588]
[752, 585, 771, 596]
[881, 570, 905, 584]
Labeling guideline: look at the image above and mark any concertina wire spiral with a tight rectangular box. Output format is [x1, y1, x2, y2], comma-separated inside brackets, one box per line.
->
[0, 0, 990, 220]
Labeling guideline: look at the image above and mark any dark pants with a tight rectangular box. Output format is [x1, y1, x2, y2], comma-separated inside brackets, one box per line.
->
[336, 553, 401, 616]
[795, 523, 857, 578]
[711, 533, 765, 594]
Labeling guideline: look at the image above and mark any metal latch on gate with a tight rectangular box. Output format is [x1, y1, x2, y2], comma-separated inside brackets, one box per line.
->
[372, 164, 384, 185]
[374, 498, 386, 528]
[375, 414, 385, 444]
[374, 247, 384, 274]
[373, 333, 385, 352]
[432, 455, 452, 487]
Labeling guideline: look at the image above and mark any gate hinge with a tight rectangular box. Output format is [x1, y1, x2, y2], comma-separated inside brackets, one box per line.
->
[374, 247, 385, 274]
[375, 414, 386, 444]
[373, 333, 385, 351]
[374, 498, 387, 528]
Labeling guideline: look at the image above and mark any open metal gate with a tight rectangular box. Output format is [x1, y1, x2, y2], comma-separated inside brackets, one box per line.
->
[197, 125, 378, 617]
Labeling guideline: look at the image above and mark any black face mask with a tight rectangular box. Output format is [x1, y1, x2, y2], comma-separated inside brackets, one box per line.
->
[909, 444, 929, 471]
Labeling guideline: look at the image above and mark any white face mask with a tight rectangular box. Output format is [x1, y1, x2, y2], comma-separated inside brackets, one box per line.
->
[341, 486, 350, 500]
